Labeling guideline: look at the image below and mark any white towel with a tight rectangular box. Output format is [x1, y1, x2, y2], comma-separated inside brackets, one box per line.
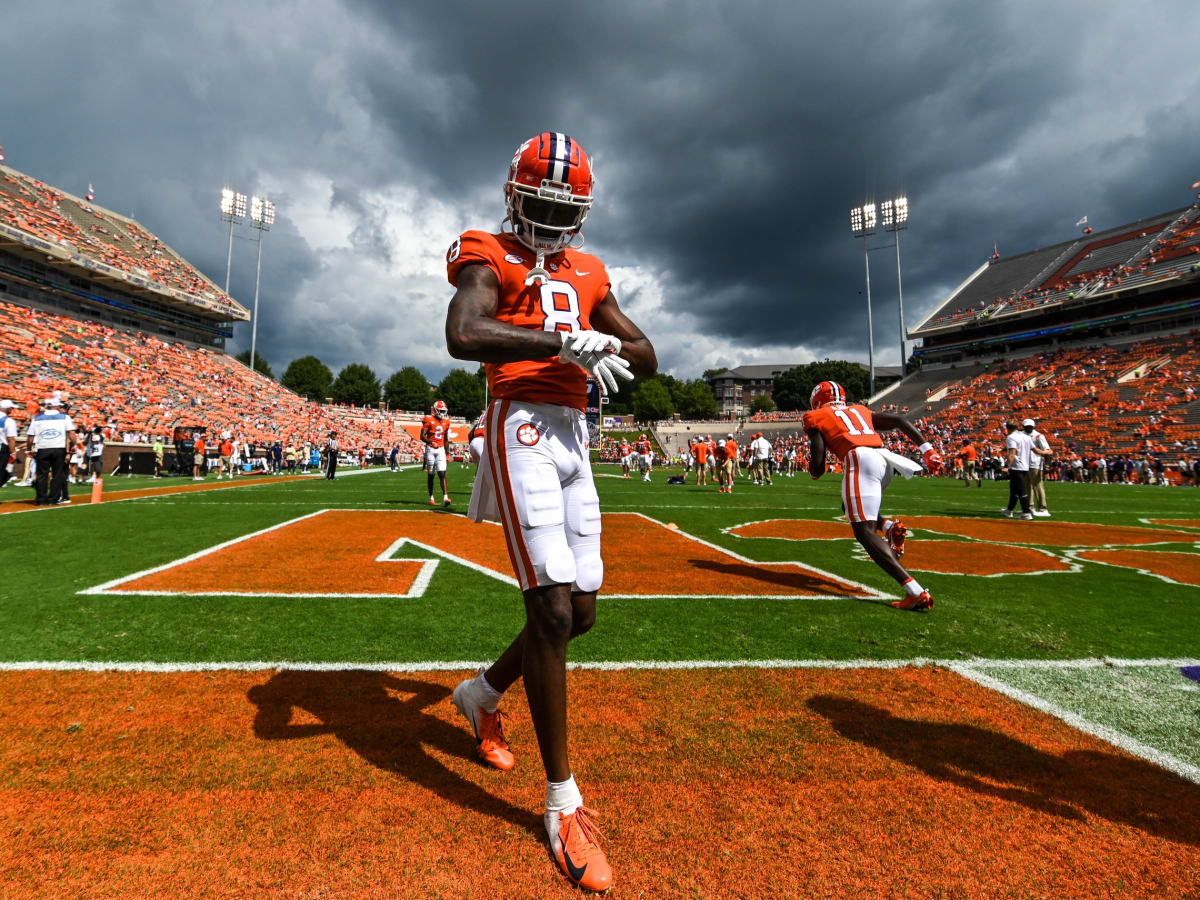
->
[467, 448, 501, 523]
[879, 447, 924, 480]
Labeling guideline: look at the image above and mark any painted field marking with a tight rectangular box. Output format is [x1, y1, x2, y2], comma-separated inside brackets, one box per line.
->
[1066, 548, 1200, 587]
[78, 508, 883, 601]
[4, 656, 1195, 783]
[949, 662, 1200, 785]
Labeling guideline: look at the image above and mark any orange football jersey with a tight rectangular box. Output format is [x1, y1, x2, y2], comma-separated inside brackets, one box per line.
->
[694, 442, 709, 463]
[802, 403, 883, 462]
[422, 415, 447, 449]
[446, 230, 612, 410]
[724, 439, 738, 461]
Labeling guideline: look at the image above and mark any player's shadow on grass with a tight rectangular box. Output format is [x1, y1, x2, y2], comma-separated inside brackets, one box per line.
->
[247, 671, 541, 838]
[688, 559, 886, 603]
[807, 695, 1200, 846]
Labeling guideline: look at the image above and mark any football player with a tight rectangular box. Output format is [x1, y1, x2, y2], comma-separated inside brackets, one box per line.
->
[421, 400, 452, 506]
[444, 132, 656, 893]
[619, 437, 632, 478]
[692, 434, 709, 485]
[803, 381, 943, 611]
[637, 432, 653, 481]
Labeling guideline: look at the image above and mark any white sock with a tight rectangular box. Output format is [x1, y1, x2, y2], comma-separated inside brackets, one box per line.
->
[902, 577, 924, 597]
[881, 519, 895, 535]
[476, 671, 502, 714]
[546, 775, 582, 816]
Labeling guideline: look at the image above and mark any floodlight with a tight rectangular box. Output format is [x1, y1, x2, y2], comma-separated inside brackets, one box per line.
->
[850, 206, 864, 234]
[895, 195, 908, 224]
[220, 187, 247, 222]
[863, 202, 876, 232]
[250, 196, 275, 230]
[881, 199, 894, 228]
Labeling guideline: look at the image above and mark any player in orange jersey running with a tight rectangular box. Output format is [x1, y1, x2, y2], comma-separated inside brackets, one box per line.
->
[421, 400, 452, 506]
[444, 132, 657, 893]
[803, 381, 943, 611]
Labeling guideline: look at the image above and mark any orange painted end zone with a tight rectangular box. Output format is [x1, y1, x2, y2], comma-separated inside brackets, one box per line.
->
[730, 519, 850, 541]
[905, 516, 1200, 547]
[1077, 549, 1200, 586]
[1147, 519, 1200, 531]
[891, 540, 1072, 575]
[1, 667, 1196, 899]
[107, 510, 875, 599]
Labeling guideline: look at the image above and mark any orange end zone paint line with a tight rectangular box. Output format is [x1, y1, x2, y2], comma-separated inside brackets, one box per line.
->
[1147, 519, 1200, 531]
[1076, 549, 1200, 587]
[1, 667, 1196, 899]
[900, 516, 1200, 547]
[0, 474, 310, 515]
[99, 510, 876, 599]
[885, 539, 1072, 576]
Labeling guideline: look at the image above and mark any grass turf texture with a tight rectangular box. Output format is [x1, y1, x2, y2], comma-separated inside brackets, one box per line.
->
[2, 466, 1198, 664]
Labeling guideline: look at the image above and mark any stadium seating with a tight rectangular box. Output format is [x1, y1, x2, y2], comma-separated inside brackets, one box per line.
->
[0, 167, 243, 316]
[919, 206, 1200, 331]
[0, 298, 427, 458]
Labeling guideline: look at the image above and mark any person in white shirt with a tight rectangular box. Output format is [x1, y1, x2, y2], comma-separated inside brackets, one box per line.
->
[0, 399, 18, 488]
[26, 398, 75, 506]
[1023, 418, 1053, 516]
[750, 432, 773, 485]
[1002, 421, 1034, 519]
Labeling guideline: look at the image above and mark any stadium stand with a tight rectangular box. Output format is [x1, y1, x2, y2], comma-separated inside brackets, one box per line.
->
[0, 162, 247, 348]
[0, 298, 429, 458]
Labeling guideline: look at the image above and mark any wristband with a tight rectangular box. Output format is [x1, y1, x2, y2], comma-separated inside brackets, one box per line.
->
[918, 442, 933, 455]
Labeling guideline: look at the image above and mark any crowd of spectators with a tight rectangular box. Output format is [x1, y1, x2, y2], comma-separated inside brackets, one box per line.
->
[922, 208, 1200, 331]
[0, 299, 427, 469]
[0, 168, 242, 315]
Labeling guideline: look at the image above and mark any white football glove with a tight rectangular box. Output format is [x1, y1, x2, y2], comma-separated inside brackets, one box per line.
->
[558, 330, 633, 395]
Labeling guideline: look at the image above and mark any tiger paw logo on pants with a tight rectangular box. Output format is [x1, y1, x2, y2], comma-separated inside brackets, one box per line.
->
[517, 424, 540, 446]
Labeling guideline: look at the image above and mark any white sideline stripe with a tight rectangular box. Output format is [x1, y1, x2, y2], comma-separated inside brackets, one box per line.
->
[4, 656, 1196, 673]
[950, 663, 1200, 785]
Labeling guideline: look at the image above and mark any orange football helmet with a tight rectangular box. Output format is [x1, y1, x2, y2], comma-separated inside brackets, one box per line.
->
[810, 381, 847, 409]
[433, 400, 448, 418]
[505, 132, 594, 255]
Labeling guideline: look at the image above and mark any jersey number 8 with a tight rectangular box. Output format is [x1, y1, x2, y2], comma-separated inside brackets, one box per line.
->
[538, 281, 582, 333]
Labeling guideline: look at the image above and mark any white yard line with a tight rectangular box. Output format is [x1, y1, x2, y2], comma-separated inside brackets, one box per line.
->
[949, 661, 1200, 785]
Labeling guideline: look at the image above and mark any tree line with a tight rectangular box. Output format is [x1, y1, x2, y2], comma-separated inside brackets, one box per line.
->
[237, 350, 487, 419]
[236, 349, 873, 423]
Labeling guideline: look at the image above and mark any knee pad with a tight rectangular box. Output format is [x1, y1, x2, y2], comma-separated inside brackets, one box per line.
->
[569, 532, 604, 593]
[525, 525, 577, 587]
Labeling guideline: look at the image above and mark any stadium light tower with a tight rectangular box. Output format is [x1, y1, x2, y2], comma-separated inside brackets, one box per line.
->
[247, 195, 276, 377]
[218, 186, 247, 293]
[849, 202, 877, 395]
[882, 196, 909, 375]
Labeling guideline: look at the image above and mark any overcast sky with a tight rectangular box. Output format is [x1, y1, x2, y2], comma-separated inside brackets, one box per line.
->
[3, 0, 1197, 382]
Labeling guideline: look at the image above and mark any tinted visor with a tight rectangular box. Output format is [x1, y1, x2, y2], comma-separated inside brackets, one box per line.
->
[520, 196, 582, 229]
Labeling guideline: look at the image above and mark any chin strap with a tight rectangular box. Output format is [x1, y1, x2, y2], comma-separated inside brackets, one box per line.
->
[525, 249, 550, 286]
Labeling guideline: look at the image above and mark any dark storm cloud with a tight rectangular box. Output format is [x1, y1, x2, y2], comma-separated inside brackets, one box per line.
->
[347, 0, 1200, 362]
[2, 1, 1197, 379]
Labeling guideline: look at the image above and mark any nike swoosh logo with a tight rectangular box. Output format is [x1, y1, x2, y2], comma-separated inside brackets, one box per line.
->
[576, 270, 590, 276]
[561, 844, 588, 882]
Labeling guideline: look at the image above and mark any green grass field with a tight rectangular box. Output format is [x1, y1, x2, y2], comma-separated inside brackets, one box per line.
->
[5, 465, 1198, 665]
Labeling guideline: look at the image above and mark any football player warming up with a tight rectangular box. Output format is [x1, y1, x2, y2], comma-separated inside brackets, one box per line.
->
[444, 132, 657, 893]
[421, 400, 453, 506]
[803, 381, 943, 611]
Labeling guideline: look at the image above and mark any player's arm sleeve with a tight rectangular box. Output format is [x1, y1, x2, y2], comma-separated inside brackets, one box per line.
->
[807, 428, 826, 479]
[446, 231, 502, 287]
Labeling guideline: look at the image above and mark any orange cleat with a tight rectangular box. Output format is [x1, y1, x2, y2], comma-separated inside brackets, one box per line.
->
[887, 520, 907, 558]
[429, 496, 436, 506]
[891, 590, 933, 611]
[443, 496, 452, 507]
[451, 677, 514, 771]
[549, 806, 612, 893]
